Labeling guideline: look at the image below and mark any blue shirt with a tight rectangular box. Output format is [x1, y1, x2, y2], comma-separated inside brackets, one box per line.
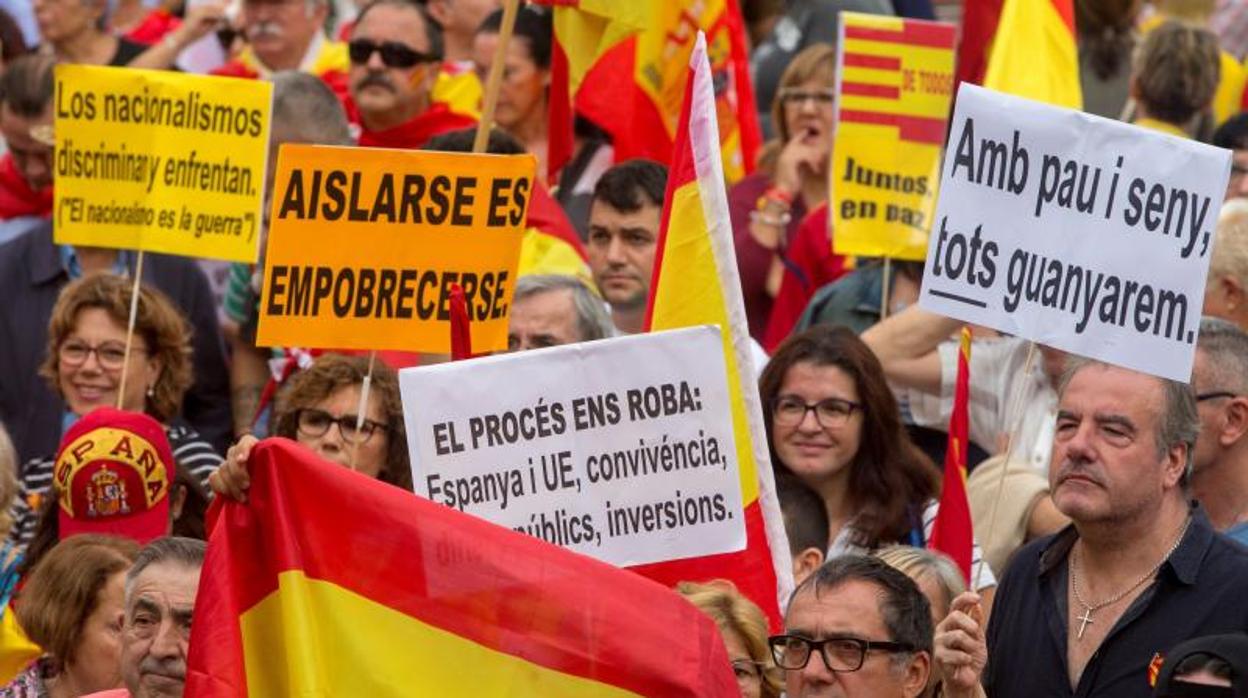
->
[1227, 521, 1248, 546]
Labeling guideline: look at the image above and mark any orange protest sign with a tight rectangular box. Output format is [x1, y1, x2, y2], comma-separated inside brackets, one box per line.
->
[256, 145, 534, 353]
[831, 12, 957, 260]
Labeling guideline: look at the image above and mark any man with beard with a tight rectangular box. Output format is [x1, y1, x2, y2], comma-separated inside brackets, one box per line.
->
[213, 0, 350, 99]
[84, 538, 206, 698]
[346, 0, 474, 149]
[932, 361, 1248, 698]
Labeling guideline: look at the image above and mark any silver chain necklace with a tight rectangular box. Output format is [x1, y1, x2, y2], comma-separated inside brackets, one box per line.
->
[1069, 516, 1191, 640]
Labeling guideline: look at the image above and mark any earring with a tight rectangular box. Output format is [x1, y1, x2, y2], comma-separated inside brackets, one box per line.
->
[146, 385, 155, 398]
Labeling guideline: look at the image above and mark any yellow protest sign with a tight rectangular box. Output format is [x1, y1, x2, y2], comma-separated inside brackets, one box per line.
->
[830, 13, 957, 260]
[52, 65, 271, 262]
[256, 145, 534, 354]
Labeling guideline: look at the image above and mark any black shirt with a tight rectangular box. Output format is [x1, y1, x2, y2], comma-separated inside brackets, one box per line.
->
[985, 505, 1248, 697]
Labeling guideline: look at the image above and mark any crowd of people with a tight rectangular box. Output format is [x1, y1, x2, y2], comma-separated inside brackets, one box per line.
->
[0, 0, 1246, 696]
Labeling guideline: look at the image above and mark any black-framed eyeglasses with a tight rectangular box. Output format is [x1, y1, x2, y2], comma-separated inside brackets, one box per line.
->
[295, 408, 388, 444]
[1197, 391, 1240, 402]
[772, 395, 862, 428]
[769, 634, 915, 673]
[348, 39, 439, 69]
[59, 340, 147, 371]
[778, 87, 835, 107]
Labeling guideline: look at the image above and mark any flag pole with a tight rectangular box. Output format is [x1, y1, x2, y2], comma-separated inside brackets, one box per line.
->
[116, 251, 146, 409]
[349, 350, 378, 472]
[473, 0, 520, 154]
[879, 256, 892, 321]
[972, 339, 1039, 590]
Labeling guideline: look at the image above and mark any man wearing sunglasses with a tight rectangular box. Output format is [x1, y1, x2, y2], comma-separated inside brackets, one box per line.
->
[214, 0, 350, 98]
[1190, 318, 1248, 546]
[347, 0, 474, 150]
[770, 555, 932, 698]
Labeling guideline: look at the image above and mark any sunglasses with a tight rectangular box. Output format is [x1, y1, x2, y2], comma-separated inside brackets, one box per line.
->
[348, 39, 439, 69]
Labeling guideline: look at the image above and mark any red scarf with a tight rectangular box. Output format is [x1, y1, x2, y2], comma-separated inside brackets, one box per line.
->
[0, 155, 52, 220]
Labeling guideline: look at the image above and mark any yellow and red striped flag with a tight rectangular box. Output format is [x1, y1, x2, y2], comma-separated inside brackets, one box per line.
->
[543, 1, 760, 185]
[185, 439, 738, 696]
[982, 0, 1082, 109]
[639, 32, 793, 628]
[929, 327, 974, 582]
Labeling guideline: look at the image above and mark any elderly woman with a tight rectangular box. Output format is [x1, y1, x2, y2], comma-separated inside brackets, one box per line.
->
[729, 43, 837, 341]
[211, 353, 412, 500]
[677, 581, 782, 698]
[6, 273, 221, 548]
[0, 535, 139, 697]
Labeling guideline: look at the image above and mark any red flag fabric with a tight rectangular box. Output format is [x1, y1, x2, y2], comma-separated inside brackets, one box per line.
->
[186, 439, 738, 696]
[956, 0, 1004, 86]
[449, 283, 472, 361]
[640, 32, 794, 629]
[929, 326, 974, 582]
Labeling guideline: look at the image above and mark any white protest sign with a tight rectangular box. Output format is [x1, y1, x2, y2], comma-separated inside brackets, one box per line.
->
[919, 84, 1231, 381]
[398, 326, 747, 567]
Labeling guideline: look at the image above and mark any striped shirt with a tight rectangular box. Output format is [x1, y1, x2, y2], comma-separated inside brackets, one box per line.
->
[828, 498, 997, 591]
[6, 424, 222, 549]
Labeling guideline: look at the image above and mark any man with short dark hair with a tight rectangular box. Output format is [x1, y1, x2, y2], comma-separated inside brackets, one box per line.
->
[508, 274, 613, 351]
[775, 471, 828, 587]
[0, 53, 53, 242]
[771, 554, 932, 698]
[1191, 317, 1248, 545]
[86, 537, 207, 698]
[934, 361, 1248, 698]
[348, 0, 474, 149]
[1212, 113, 1248, 201]
[586, 159, 668, 335]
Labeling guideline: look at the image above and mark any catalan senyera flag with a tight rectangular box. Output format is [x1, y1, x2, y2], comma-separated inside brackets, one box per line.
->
[185, 439, 738, 696]
[982, 0, 1082, 109]
[831, 13, 958, 261]
[544, 1, 760, 185]
[928, 327, 974, 583]
[639, 32, 793, 629]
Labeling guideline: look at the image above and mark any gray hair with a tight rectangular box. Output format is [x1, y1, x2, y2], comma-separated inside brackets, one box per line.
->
[874, 545, 967, 616]
[514, 275, 614, 342]
[271, 71, 353, 146]
[1197, 317, 1248, 392]
[125, 537, 206, 601]
[1059, 358, 1199, 483]
[1209, 199, 1248, 299]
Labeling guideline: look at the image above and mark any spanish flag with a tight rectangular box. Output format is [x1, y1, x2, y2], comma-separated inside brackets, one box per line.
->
[982, 0, 1082, 109]
[544, 1, 760, 185]
[928, 327, 974, 583]
[185, 439, 737, 696]
[639, 32, 793, 628]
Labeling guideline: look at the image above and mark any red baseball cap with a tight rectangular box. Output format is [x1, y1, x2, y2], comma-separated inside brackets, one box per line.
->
[53, 407, 173, 544]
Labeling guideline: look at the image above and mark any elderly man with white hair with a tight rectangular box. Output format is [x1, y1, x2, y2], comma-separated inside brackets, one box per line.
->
[1205, 199, 1248, 330]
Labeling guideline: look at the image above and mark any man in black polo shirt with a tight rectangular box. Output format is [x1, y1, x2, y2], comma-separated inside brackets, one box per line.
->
[934, 359, 1248, 698]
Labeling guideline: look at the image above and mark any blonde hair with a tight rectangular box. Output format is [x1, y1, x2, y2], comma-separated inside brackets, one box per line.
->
[1210, 199, 1248, 290]
[1153, 0, 1216, 23]
[875, 546, 967, 618]
[769, 43, 836, 146]
[0, 424, 15, 538]
[676, 580, 782, 697]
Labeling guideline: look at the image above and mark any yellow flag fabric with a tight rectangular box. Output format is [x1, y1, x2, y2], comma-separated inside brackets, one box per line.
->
[984, 0, 1082, 109]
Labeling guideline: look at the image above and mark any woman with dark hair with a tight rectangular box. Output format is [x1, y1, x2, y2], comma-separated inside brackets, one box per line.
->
[1075, 0, 1139, 120]
[211, 353, 412, 500]
[758, 325, 996, 594]
[472, 6, 552, 181]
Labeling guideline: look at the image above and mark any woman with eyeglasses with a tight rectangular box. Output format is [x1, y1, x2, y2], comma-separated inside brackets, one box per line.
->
[729, 43, 839, 343]
[759, 325, 997, 598]
[5, 273, 222, 549]
[210, 353, 412, 500]
[676, 581, 782, 698]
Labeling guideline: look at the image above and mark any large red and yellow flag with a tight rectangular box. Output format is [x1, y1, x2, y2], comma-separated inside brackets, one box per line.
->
[928, 327, 974, 583]
[982, 0, 1082, 109]
[185, 439, 738, 696]
[544, 1, 760, 185]
[640, 32, 793, 629]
